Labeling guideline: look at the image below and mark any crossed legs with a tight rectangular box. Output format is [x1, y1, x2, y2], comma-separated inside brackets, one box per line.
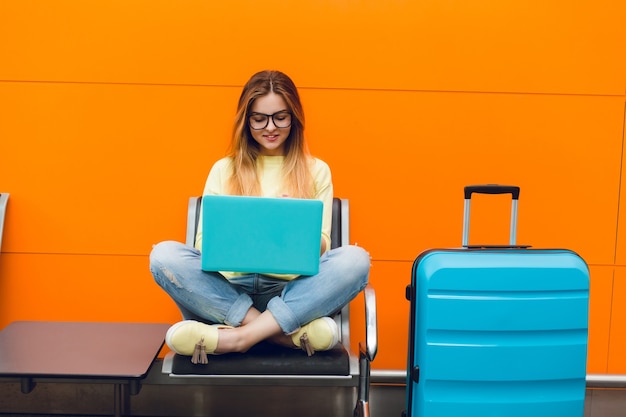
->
[150, 241, 370, 355]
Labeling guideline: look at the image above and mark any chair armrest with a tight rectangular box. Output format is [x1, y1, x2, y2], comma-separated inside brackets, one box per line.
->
[359, 284, 378, 362]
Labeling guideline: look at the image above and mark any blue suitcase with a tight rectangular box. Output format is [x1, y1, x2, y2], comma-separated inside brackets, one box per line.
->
[404, 185, 589, 417]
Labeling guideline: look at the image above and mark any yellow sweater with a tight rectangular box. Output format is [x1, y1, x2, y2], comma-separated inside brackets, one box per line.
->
[195, 155, 334, 280]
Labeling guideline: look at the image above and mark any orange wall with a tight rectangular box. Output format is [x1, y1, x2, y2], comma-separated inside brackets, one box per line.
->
[1, 0, 625, 373]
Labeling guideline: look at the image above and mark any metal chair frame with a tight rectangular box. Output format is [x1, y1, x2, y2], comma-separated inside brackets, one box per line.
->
[0, 193, 9, 252]
[162, 196, 377, 416]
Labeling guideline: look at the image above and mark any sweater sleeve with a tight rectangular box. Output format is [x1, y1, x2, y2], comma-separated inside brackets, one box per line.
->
[195, 157, 232, 250]
[312, 158, 334, 253]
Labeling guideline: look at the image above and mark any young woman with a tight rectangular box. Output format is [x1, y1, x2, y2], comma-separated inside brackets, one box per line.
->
[149, 70, 370, 362]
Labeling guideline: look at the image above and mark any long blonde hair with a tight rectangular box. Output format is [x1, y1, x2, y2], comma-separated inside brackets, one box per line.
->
[226, 70, 313, 198]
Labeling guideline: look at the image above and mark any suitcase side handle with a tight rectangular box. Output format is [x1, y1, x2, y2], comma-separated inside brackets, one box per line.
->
[463, 184, 519, 247]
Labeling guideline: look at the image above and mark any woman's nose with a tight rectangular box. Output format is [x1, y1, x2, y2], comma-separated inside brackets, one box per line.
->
[265, 116, 277, 130]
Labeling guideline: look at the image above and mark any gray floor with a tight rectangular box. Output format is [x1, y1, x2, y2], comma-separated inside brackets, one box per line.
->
[1, 363, 626, 416]
[1, 379, 626, 417]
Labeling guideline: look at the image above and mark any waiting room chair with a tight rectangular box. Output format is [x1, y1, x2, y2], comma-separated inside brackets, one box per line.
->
[162, 196, 378, 417]
[0, 193, 9, 253]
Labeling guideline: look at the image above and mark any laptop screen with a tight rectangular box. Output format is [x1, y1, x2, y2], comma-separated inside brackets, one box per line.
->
[200, 195, 323, 276]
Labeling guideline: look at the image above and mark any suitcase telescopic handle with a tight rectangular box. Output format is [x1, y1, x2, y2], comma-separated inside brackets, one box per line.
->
[462, 184, 520, 247]
[464, 184, 520, 200]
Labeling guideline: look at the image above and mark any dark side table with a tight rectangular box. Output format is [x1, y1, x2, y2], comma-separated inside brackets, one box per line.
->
[0, 321, 170, 416]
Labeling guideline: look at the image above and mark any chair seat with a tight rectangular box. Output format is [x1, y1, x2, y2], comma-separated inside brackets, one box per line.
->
[170, 341, 350, 376]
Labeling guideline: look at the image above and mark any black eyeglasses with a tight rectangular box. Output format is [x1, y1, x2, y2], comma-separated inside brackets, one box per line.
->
[248, 111, 292, 130]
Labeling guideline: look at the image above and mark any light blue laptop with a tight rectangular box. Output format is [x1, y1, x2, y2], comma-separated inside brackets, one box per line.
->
[200, 195, 323, 275]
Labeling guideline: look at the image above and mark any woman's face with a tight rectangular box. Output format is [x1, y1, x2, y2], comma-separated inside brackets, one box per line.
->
[248, 92, 292, 156]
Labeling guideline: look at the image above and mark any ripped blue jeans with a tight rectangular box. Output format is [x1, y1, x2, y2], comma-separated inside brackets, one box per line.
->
[149, 241, 370, 334]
